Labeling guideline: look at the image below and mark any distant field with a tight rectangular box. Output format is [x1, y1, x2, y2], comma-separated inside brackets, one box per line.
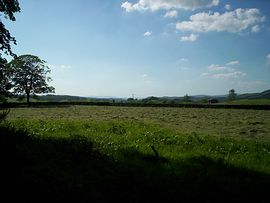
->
[8, 105, 270, 140]
[4, 105, 270, 201]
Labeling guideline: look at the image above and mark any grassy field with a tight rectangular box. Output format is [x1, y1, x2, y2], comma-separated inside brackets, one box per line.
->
[3, 105, 270, 202]
[8, 105, 270, 139]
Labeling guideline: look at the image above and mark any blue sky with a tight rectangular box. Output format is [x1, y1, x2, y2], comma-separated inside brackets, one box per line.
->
[5, 0, 270, 98]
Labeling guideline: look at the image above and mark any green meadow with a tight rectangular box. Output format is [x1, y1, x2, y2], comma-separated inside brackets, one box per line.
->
[3, 105, 270, 202]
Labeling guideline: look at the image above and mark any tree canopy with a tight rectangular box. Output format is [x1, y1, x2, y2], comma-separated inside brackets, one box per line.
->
[0, 58, 12, 101]
[228, 89, 237, 101]
[0, 0, 20, 102]
[9, 55, 55, 104]
[0, 0, 20, 58]
[183, 94, 190, 102]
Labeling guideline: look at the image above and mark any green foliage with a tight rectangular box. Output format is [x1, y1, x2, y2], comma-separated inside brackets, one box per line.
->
[0, 59, 13, 102]
[228, 89, 237, 101]
[0, 108, 9, 123]
[127, 97, 134, 102]
[0, 0, 20, 100]
[183, 94, 190, 102]
[0, 0, 20, 57]
[8, 55, 55, 104]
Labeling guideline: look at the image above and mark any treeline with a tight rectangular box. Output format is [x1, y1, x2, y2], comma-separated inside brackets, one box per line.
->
[1, 101, 270, 110]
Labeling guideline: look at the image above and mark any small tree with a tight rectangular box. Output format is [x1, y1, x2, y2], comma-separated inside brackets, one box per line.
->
[183, 94, 190, 102]
[9, 55, 55, 105]
[228, 89, 236, 101]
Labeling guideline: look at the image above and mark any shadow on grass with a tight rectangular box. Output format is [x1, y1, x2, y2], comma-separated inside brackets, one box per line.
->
[1, 124, 269, 202]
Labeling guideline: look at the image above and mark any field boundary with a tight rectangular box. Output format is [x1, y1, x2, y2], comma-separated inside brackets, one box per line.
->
[1, 101, 270, 110]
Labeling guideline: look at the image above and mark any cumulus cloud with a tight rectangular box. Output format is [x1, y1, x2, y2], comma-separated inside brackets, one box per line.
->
[180, 33, 198, 42]
[202, 63, 246, 79]
[121, 1, 138, 12]
[121, 0, 219, 12]
[201, 72, 209, 76]
[164, 10, 178, 18]
[179, 58, 189, 62]
[141, 74, 148, 78]
[60, 65, 72, 69]
[208, 64, 235, 72]
[212, 71, 246, 79]
[176, 8, 265, 33]
[251, 25, 260, 33]
[224, 4, 231, 10]
[226, 60, 240, 66]
[144, 31, 152, 36]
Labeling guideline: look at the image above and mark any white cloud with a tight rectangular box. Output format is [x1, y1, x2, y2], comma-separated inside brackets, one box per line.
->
[164, 10, 178, 18]
[179, 58, 188, 62]
[48, 64, 71, 70]
[121, 2, 139, 12]
[224, 4, 231, 10]
[176, 8, 265, 33]
[180, 33, 198, 42]
[201, 72, 209, 76]
[202, 63, 246, 79]
[141, 74, 148, 78]
[208, 64, 235, 72]
[266, 53, 270, 60]
[212, 71, 246, 79]
[121, 0, 219, 12]
[60, 65, 72, 69]
[144, 31, 152, 37]
[251, 25, 260, 33]
[226, 60, 240, 66]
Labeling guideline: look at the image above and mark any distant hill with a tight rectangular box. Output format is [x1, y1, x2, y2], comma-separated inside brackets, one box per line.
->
[237, 89, 270, 100]
[139, 89, 270, 104]
[164, 89, 270, 101]
[21, 89, 270, 103]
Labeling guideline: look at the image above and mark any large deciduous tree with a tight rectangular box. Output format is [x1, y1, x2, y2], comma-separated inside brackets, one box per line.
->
[9, 55, 55, 104]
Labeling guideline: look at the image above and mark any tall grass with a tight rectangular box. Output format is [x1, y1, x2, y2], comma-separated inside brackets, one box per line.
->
[10, 119, 270, 174]
[4, 106, 270, 201]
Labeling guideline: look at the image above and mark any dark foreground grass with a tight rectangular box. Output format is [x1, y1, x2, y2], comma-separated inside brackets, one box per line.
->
[1, 120, 270, 202]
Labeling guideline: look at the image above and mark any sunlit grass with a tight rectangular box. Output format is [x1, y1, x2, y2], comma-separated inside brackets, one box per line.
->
[9, 118, 270, 174]
[8, 105, 270, 140]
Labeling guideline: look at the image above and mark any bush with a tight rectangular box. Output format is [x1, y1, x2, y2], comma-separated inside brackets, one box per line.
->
[0, 109, 10, 123]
